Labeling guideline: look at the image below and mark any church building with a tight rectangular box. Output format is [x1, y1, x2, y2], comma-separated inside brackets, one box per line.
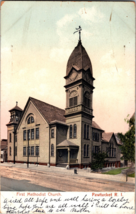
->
[6, 33, 121, 168]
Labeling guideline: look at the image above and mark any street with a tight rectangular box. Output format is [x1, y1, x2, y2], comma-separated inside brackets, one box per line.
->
[0, 164, 135, 192]
[1, 176, 60, 191]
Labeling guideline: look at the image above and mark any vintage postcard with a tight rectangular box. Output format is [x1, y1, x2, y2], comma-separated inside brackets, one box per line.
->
[0, 1, 135, 213]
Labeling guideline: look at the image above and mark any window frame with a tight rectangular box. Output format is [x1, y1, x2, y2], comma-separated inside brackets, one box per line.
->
[36, 128, 39, 139]
[87, 145, 89, 157]
[23, 130, 26, 141]
[23, 147, 26, 156]
[73, 124, 77, 138]
[69, 96, 78, 107]
[36, 146, 39, 156]
[87, 125, 89, 139]
[69, 125, 72, 139]
[84, 124, 86, 139]
[31, 146, 34, 156]
[31, 129, 34, 140]
[51, 129, 54, 138]
[84, 144, 86, 157]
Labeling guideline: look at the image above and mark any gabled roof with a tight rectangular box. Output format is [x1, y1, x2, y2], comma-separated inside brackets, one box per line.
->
[57, 140, 79, 147]
[92, 121, 104, 132]
[30, 97, 65, 124]
[102, 132, 114, 142]
[114, 134, 123, 145]
[9, 105, 23, 112]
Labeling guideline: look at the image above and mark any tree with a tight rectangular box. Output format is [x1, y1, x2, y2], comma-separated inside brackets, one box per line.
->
[118, 114, 135, 163]
[91, 151, 107, 170]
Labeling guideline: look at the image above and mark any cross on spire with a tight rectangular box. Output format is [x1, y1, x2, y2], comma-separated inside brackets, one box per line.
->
[73, 26, 82, 41]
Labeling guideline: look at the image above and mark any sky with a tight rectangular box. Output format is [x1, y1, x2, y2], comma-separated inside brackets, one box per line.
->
[1, 1, 135, 139]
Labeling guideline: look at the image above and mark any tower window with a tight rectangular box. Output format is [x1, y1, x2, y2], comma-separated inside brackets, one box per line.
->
[69, 96, 77, 107]
[51, 129, 54, 138]
[69, 125, 72, 139]
[84, 144, 86, 157]
[51, 144, 54, 156]
[87, 125, 89, 139]
[84, 124, 86, 139]
[87, 145, 89, 157]
[73, 124, 77, 138]
[9, 133, 12, 142]
[84, 92, 90, 108]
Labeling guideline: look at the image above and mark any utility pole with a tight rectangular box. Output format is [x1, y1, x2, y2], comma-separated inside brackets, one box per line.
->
[13, 126, 16, 164]
[27, 130, 29, 168]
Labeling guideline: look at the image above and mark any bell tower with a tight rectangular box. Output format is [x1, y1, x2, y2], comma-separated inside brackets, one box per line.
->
[6, 102, 23, 163]
[64, 27, 95, 168]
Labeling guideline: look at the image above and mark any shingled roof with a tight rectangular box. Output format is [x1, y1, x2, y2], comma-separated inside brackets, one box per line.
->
[66, 40, 93, 77]
[57, 140, 79, 147]
[102, 132, 113, 142]
[30, 97, 65, 124]
[92, 121, 104, 131]
[9, 105, 23, 112]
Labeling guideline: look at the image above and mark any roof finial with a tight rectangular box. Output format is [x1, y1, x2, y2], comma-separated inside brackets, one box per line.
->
[16, 101, 18, 106]
[73, 26, 82, 41]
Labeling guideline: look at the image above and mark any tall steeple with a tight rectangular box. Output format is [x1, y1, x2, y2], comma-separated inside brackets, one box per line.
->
[64, 27, 95, 118]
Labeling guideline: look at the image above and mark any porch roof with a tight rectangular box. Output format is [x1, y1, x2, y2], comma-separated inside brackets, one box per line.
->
[57, 140, 79, 147]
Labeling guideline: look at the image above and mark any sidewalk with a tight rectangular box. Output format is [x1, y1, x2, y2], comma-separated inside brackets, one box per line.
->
[1, 162, 135, 185]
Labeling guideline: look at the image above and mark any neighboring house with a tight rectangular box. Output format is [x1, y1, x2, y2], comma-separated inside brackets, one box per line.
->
[102, 133, 121, 167]
[6, 38, 121, 168]
[1, 139, 8, 163]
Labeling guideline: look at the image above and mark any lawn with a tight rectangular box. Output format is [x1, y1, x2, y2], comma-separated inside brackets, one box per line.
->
[102, 167, 127, 175]
[128, 173, 135, 178]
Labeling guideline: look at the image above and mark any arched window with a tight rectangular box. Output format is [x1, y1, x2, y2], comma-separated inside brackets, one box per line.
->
[51, 144, 54, 156]
[9, 133, 12, 142]
[69, 91, 78, 107]
[27, 116, 34, 124]
[69, 125, 72, 139]
[74, 124, 77, 138]
[84, 144, 86, 157]
[84, 124, 86, 139]
[28, 117, 31, 124]
[87, 145, 89, 157]
[84, 92, 90, 108]
[87, 125, 89, 139]
[31, 116, 34, 123]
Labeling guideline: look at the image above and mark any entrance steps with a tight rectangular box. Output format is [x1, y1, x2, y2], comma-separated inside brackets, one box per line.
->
[56, 163, 67, 168]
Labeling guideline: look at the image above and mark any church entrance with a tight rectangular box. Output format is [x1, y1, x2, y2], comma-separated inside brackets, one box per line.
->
[56, 147, 78, 165]
[57, 149, 68, 163]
